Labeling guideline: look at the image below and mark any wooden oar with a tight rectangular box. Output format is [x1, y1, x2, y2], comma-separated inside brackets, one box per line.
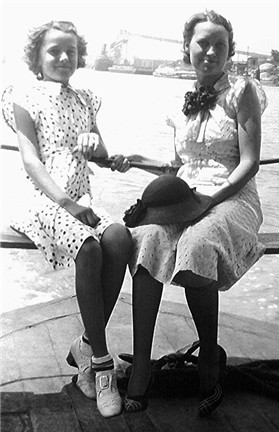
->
[90, 156, 179, 174]
[1, 145, 279, 169]
[258, 158, 279, 165]
[89, 156, 279, 171]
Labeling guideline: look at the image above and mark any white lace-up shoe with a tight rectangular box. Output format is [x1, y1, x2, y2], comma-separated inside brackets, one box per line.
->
[66, 336, 96, 399]
[95, 370, 122, 417]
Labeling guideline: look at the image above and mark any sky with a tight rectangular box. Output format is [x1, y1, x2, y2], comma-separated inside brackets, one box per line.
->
[1, 0, 279, 70]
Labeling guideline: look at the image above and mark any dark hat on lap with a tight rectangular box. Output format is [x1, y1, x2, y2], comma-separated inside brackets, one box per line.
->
[123, 174, 212, 228]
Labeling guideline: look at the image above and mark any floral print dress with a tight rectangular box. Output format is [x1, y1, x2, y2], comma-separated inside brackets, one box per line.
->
[129, 73, 267, 291]
[2, 81, 114, 269]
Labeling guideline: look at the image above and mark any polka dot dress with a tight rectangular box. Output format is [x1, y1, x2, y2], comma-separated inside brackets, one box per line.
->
[129, 74, 268, 291]
[2, 81, 114, 269]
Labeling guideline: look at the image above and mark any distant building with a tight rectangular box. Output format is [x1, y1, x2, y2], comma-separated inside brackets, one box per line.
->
[98, 30, 271, 75]
[103, 30, 182, 73]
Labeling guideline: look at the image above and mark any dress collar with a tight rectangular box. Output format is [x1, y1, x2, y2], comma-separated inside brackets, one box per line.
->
[212, 73, 231, 93]
[38, 80, 87, 105]
[193, 72, 231, 93]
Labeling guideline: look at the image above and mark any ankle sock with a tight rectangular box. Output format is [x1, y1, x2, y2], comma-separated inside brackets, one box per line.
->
[92, 354, 114, 372]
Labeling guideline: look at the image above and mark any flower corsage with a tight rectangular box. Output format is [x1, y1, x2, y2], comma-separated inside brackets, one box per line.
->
[182, 86, 218, 117]
[123, 199, 147, 228]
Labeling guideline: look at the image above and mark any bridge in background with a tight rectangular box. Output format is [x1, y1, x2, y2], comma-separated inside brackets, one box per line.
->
[105, 30, 270, 64]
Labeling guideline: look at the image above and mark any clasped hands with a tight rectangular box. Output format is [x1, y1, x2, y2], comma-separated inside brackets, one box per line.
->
[72, 133, 130, 172]
[110, 155, 130, 172]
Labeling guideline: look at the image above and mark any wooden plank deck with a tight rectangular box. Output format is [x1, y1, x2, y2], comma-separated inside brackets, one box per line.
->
[1, 293, 278, 432]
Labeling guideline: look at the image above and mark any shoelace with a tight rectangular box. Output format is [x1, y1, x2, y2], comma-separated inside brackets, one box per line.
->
[124, 397, 143, 412]
[199, 384, 223, 415]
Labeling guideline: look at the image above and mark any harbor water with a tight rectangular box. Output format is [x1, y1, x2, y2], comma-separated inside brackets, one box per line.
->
[1, 70, 279, 323]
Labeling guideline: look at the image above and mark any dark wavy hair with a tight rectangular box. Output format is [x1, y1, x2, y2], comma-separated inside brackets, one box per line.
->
[23, 20, 87, 78]
[182, 10, 235, 63]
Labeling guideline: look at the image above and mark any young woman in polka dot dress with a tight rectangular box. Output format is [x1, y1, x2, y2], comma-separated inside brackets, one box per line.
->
[113, 10, 267, 415]
[2, 21, 131, 418]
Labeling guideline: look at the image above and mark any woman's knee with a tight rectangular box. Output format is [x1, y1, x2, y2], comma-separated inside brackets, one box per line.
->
[173, 270, 213, 288]
[101, 223, 132, 258]
[76, 236, 102, 266]
[136, 265, 150, 276]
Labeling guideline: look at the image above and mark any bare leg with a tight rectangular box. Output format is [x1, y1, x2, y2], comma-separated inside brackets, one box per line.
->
[174, 270, 219, 394]
[128, 267, 163, 396]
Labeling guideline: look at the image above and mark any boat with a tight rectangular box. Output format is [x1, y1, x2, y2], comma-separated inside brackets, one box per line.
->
[259, 63, 279, 86]
[1, 145, 279, 431]
[260, 76, 279, 86]
[1, 276, 279, 432]
[94, 56, 113, 71]
[153, 64, 196, 80]
[173, 69, 197, 80]
[108, 65, 136, 74]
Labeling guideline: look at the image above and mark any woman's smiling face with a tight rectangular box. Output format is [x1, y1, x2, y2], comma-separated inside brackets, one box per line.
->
[39, 29, 78, 85]
[189, 21, 230, 85]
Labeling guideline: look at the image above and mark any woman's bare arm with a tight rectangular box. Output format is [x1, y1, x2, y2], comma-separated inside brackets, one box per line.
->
[13, 103, 100, 227]
[210, 81, 261, 207]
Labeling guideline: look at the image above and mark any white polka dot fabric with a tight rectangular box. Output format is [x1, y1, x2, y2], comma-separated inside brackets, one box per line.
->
[2, 81, 114, 269]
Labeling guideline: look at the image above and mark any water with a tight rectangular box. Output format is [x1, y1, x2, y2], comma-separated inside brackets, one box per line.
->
[70, 70, 279, 232]
[1, 70, 279, 323]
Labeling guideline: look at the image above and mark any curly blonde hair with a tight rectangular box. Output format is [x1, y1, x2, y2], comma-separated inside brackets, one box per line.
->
[23, 21, 87, 78]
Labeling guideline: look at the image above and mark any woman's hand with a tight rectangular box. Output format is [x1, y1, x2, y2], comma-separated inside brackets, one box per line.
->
[110, 154, 130, 172]
[194, 190, 215, 209]
[73, 133, 101, 160]
[166, 116, 176, 129]
[63, 200, 101, 227]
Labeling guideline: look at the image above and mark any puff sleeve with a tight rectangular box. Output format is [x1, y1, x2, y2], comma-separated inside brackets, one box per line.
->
[77, 88, 102, 130]
[2, 85, 17, 132]
[228, 76, 268, 115]
[1, 84, 39, 133]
